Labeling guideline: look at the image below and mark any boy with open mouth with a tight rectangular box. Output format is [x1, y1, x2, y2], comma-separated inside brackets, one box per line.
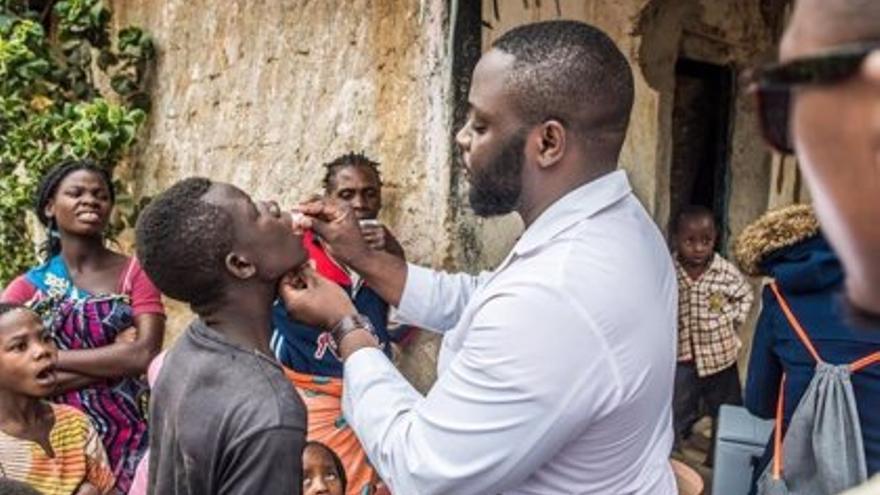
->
[0, 303, 115, 495]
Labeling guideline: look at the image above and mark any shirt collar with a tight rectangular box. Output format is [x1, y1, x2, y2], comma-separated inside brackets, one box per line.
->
[675, 253, 723, 284]
[304, 231, 352, 287]
[190, 319, 282, 369]
[512, 169, 632, 257]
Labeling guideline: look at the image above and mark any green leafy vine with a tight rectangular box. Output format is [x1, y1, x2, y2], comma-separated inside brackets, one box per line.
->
[0, 0, 153, 285]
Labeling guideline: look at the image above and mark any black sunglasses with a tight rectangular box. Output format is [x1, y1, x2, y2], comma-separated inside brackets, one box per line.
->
[748, 41, 880, 154]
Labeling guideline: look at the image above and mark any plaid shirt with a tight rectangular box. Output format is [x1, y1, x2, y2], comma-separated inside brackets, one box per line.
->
[676, 253, 754, 377]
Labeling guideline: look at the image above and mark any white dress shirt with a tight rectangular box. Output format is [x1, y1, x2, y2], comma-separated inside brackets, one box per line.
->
[343, 170, 678, 494]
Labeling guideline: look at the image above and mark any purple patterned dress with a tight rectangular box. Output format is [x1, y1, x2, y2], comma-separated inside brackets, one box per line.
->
[27, 256, 149, 494]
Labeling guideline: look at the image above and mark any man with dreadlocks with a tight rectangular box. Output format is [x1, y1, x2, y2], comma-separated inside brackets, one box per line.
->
[270, 152, 405, 495]
[320, 152, 404, 258]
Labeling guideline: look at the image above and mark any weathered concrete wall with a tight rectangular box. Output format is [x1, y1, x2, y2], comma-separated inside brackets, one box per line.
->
[767, 154, 811, 209]
[109, 0, 456, 392]
[678, 0, 782, 251]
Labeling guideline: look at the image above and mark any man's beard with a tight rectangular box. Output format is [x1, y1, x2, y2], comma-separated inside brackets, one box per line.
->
[467, 131, 526, 217]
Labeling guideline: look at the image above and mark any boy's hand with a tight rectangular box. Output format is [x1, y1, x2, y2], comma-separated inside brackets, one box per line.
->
[278, 265, 357, 330]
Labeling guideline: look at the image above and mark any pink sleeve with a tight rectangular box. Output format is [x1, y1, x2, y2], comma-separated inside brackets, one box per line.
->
[129, 456, 149, 495]
[147, 350, 166, 387]
[1, 275, 38, 304]
[127, 259, 166, 317]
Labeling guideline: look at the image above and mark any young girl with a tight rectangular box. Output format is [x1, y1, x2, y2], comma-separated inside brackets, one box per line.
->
[1, 161, 166, 493]
[0, 303, 115, 494]
[303, 442, 347, 495]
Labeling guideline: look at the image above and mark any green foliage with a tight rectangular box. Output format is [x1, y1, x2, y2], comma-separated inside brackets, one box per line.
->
[0, 0, 153, 285]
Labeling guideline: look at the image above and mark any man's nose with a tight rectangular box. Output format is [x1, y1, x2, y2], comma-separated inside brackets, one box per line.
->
[455, 125, 470, 152]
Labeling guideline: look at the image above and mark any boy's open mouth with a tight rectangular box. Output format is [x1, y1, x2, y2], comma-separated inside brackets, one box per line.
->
[34, 364, 56, 385]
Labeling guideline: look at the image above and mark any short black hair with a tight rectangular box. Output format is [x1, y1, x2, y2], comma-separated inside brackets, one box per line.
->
[135, 178, 234, 308]
[0, 479, 42, 495]
[492, 21, 634, 149]
[322, 152, 381, 193]
[34, 160, 116, 257]
[672, 205, 716, 234]
[0, 302, 39, 330]
[0, 303, 41, 337]
[304, 441, 348, 493]
[0, 302, 30, 319]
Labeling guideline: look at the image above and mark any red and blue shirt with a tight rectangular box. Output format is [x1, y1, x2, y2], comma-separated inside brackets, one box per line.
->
[270, 232, 393, 378]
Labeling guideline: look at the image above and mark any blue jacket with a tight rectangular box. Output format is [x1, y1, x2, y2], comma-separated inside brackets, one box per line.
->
[744, 235, 880, 475]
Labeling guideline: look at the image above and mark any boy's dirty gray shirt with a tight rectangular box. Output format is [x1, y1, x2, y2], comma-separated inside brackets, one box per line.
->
[148, 319, 307, 495]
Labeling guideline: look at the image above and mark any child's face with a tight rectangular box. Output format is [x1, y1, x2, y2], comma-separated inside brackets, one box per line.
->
[675, 215, 717, 269]
[0, 310, 57, 398]
[303, 445, 344, 495]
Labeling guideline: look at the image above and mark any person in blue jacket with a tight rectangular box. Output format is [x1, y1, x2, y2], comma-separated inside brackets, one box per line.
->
[735, 204, 880, 489]
[270, 152, 407, 495]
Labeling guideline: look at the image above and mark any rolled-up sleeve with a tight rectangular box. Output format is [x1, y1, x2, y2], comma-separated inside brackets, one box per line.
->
[342, 284, 618, 495]
[396, 264, 492, 333]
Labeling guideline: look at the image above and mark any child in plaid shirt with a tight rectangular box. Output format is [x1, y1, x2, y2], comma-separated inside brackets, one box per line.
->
[671, 206, 754, 465]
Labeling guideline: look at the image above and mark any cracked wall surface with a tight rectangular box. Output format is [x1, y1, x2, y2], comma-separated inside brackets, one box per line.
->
[110, 0, 455, 392]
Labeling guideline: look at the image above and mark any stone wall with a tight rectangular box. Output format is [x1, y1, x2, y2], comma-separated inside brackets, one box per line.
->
[109, 0, 457, 392]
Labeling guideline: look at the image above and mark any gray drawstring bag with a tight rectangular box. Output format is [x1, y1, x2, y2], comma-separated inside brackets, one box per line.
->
[757, 282, 880, 495]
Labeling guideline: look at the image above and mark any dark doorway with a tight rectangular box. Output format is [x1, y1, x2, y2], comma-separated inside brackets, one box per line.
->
[669, 58, 735, 250]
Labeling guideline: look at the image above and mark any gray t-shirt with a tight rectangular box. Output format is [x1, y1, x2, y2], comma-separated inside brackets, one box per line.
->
[148, 319, 307, 494]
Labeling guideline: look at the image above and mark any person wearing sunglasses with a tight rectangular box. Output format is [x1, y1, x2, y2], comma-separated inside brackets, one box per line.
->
[749, 0, 880, 324]
[747, 1, 880, 492]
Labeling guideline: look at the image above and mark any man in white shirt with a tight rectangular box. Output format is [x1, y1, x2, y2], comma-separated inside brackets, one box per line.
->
[282, 20, 678, 494]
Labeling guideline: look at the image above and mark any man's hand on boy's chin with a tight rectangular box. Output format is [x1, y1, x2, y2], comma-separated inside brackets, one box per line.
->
[293, 199, 372, 269]
[278, 265, 357, 331]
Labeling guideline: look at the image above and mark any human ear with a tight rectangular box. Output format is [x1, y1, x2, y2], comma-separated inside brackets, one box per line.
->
[43, 199, 55, 222]
[536, 120, 566, 169]
[225, 252, 257, 280]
